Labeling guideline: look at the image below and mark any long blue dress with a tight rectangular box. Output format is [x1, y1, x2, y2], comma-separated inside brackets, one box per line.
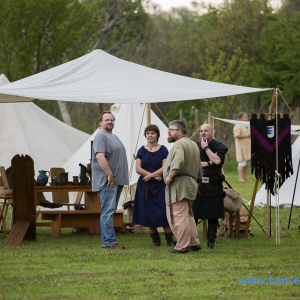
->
[132, 145, 169, 228]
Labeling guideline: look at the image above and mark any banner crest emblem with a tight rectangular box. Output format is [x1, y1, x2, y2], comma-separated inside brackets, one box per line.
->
[267, 126, 274, 138]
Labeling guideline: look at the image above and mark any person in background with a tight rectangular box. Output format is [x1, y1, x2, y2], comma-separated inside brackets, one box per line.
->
[92, 111, 129, 249]
[132, 124, 174, 247]
[163, 120, 202, 254]
[192, 124, 228, 250]
[233, 112, 251, 181]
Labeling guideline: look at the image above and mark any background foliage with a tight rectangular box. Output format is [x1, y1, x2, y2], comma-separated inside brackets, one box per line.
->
[0, 0, 300, 143]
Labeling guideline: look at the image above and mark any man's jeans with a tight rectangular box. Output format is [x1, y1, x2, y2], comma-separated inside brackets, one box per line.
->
[98, 184, 123, 247]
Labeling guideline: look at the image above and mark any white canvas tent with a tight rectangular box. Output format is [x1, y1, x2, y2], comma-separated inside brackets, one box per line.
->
[255, 135, 300, 208]
[63, 103, 172, 208]
[0, 74, 90, 176]
[0, 50, 271, 104]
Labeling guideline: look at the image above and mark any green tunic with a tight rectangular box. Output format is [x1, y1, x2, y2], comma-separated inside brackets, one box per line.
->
[163, 137, 202, 205]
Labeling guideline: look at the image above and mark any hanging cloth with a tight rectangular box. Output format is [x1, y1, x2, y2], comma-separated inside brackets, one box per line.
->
[251, 114, 293, 195]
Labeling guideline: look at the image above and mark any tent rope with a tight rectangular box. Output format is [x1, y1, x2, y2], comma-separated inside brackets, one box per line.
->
[278, 89, 300, 125]
[154, 103, 169, 124]
[123, 104, 147, 204]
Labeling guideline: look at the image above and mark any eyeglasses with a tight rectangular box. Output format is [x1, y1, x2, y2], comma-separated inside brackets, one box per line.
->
[168, 128, 179, 132]
[102, 119, 115, 122]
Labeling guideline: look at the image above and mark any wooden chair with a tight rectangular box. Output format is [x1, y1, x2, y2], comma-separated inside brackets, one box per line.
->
[50, 168, 69, 204]
[0, 166, 13, 234]
[49, 168, 84, 209]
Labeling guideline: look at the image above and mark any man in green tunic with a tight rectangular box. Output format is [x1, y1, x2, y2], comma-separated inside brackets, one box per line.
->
[163, 120, 202, 254]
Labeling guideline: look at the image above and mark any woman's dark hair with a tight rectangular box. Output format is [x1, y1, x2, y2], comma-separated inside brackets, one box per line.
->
[144, 124, 160, 141]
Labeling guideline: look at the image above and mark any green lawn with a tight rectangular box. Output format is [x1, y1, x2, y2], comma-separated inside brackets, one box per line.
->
[1, 163, 300, 300]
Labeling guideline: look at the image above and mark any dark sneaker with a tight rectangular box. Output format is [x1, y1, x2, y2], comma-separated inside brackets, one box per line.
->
[111, 243, 125, 249]
[169, 247, 189, 254]
[190, 244, 201, 251]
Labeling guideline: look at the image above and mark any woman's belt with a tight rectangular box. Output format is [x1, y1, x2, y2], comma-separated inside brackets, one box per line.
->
[144, 178, 156, 200]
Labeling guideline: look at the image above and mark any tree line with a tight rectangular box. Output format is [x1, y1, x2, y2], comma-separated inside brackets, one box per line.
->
[0, 0, 299, 149]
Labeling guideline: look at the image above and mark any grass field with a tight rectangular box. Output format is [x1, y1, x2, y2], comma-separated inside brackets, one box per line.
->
[1, 159, 300, 300]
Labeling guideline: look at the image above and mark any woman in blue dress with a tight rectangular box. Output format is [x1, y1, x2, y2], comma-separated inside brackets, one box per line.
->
[132, 124, 174, 247]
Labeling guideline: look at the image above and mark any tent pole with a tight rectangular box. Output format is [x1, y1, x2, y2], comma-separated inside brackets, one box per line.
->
[244, 176, 260, 238]
[147, 103, 151, 125]
[269, 189, 271, 237]
[287, 157, 300, 229]
[266, 183, 270, 238]
[98, 103, 103, 116]
[244, 89, 277, 238]
[208, 112, 212, 124]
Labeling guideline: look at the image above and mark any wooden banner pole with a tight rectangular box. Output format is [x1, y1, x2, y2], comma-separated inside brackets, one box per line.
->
[266, 104, 273, 239]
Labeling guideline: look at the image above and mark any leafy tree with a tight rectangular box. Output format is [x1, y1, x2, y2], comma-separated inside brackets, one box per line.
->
[0, 0, 101, 81]
[0, 0, 151, 133]
[91, 0, 151, 62]
[166, 48, 251, 146]
[252, 12, 300, 106]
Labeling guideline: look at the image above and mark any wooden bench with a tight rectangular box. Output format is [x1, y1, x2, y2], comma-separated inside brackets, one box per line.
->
[40, 210, 124, 237]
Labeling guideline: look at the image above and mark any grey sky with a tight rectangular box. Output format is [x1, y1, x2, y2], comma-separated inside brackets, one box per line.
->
[150, 0, 280, 11]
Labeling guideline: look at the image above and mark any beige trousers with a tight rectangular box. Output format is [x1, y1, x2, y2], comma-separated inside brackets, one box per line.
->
[166, 199, 200, 251]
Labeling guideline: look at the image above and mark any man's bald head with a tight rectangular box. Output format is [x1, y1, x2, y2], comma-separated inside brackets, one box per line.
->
[201, 124, 213, 132]
[200, 124, 214, 143]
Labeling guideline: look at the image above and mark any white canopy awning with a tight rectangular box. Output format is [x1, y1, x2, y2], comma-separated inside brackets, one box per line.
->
[0, 50, 272, 104]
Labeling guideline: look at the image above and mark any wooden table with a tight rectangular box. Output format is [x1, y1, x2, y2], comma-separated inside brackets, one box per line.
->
[35, 185, 106, 235]
[40, 210, 124, 237]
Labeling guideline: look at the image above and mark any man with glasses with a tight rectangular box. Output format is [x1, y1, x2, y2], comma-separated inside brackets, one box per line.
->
[163, 120, 202, 254]
[92, 111, 129, 249]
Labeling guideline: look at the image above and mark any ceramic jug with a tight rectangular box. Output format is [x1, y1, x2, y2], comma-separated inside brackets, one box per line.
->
[37, 170, 50, 185]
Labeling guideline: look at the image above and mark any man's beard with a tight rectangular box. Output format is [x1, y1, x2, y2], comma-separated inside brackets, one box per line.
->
[103, 124, 114, 132]
[167, 136, 176, 143]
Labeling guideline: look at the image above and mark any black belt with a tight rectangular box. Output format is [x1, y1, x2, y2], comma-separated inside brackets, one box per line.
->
[201, 174, 225, 185]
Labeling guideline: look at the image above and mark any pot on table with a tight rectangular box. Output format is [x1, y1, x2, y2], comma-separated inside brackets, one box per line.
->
[37, 170, 50, 186]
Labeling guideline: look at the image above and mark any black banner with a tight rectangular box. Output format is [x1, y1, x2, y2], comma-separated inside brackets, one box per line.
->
[251, 114, 293, 195]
